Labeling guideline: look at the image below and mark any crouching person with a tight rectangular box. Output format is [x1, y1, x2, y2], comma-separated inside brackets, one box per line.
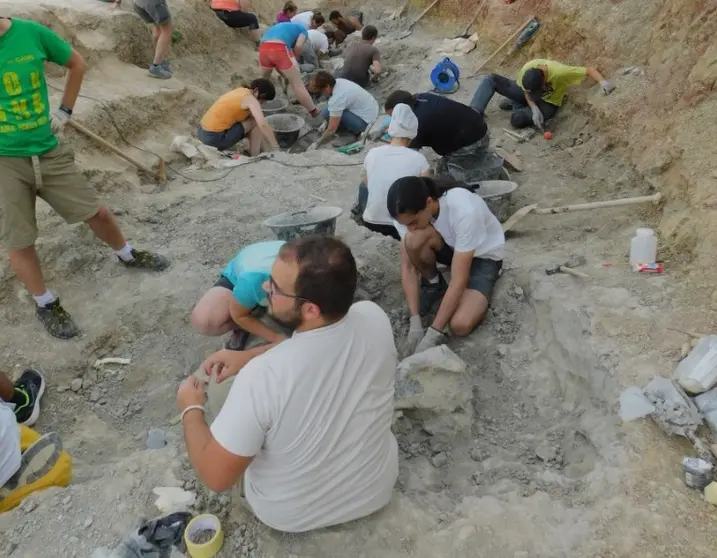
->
[387, 177, 505, 355]
[177, 236, 399, 533]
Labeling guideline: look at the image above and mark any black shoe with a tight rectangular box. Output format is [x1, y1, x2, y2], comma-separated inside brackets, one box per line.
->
[419, 274, 448, 316]
[499, 100, 514, 111]
[119, 249, 170, 271]
[13, 368, 46, 426]
[36, 299, 80, 339]
[224, 328, 250, 351]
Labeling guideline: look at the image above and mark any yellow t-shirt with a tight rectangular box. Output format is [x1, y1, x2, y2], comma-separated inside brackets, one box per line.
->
[516, 59, 587, 107]
[200, 88, 252, 133]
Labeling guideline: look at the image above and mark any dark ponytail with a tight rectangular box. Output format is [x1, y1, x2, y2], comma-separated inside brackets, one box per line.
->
[387, 176, 470, 218]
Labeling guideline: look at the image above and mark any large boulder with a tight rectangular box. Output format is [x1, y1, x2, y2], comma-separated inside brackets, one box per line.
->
[395, 346, 473, 438]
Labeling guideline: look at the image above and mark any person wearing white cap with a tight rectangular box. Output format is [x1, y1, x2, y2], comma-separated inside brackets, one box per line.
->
[350, 103, 430, 239]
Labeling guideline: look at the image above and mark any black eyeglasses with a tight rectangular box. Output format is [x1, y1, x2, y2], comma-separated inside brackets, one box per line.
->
[268, 276, 309, 302]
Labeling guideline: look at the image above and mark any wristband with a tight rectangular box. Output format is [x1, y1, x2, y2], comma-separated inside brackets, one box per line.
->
[59, 104, 73, 116]
[181, 405, 205, 422]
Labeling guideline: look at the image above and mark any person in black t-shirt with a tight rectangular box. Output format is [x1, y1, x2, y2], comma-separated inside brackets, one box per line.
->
[379, 90, 490, 183]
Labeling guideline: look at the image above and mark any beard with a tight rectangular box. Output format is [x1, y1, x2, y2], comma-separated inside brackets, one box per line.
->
[268, 300, 304, 331]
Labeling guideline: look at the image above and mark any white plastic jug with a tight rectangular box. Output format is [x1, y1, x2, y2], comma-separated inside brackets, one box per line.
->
[629, 228, 657, 268]
[676, 335, 717, 394]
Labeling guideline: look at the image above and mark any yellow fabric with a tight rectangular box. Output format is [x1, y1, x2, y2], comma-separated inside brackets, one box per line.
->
[0, 426, 72, 512]
[516, 59, 587, 107]
[200, 88, 252, 133]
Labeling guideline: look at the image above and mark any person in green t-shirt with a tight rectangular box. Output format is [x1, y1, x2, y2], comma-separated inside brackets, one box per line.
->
[470, 58, 615, 129]
[0, 18, 170, 340]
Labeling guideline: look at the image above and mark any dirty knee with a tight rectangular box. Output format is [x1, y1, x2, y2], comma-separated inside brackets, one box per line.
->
[450, 317, 477, 337]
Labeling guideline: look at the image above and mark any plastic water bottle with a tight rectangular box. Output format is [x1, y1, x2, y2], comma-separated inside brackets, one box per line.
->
[676, 335, 717, 394]
[695, 387, 717, 440]
[629, 228, 657, 268]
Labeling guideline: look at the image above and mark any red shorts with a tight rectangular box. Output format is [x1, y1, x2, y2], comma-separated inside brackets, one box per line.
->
[258, 41, 295, 71]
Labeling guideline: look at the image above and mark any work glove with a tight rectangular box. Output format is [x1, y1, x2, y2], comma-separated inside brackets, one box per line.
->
[530, 105, 544, 130]
[306, 142, 319, 151]
[414, 326, 445, 355]
[600, 80, 616, 95]
[50, 107, 71, 134]
[402, 315, 424, 356]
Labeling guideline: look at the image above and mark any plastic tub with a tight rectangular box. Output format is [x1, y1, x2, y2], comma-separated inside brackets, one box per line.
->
[263, 98, 288, 115]
[266, 114, 305, 148]
[264, 206, 343, 241]
[470, 180, 518, 223]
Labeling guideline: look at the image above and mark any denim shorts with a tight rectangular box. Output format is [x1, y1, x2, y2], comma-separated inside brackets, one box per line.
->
[197, 123, 246, 151]
[436, 244, 502, 301]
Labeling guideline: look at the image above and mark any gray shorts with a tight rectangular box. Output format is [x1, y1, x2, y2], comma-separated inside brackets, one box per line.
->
[436, 244, 502, 301]
[133, 0, 171, 25]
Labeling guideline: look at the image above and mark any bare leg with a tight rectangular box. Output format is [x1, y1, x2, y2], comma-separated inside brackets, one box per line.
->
[280, 65, 316, 113]
[191, 287, 236, 336]
[449, 290, 489, 336]
[85, 207, 126, 250]
[404, 226, 444, 281]
[152, 25, 160, 48]
[154, 23, 173, 65]
[0, 371, 14, 401]
[251, 28, 261, 42]
[247, 124, 263, 156]
[8, 246, 47, 296]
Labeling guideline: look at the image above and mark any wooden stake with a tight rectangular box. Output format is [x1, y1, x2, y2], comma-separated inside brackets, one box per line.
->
[469, 17, 535, 77]
[67, 120, 166, 184]
[408, 0, 441, 31]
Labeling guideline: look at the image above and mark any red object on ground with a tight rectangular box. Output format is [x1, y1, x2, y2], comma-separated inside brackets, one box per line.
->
[544, 131, 553, 140]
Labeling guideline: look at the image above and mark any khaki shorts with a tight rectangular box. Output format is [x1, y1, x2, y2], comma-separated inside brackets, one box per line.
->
[0, 143, 101, 250]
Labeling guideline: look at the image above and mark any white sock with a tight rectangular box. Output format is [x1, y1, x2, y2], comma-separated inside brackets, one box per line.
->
[427, 275, 440, 284]
[115, 242, 135, 262]
[33, 290, 56, 307]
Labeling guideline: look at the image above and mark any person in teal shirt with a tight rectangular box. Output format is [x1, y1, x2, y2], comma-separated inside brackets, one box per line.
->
[192, 240, 289, 349]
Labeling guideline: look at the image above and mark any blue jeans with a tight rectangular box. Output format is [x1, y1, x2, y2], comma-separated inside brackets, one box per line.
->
[197, 122, 246, 150]
[319, 107, 368, 134]
[469, 73, 559, 129]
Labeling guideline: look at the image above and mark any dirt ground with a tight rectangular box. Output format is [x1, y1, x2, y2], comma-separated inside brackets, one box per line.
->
[1, 1, 717, 557]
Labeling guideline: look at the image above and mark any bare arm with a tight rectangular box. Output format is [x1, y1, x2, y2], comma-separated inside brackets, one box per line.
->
[229, 299, 285, 343]
[203, 342, 279, 379]
[349, 16, 363, 30]
[432, 250, 472, 331]
[243, 96, 279, 150]
[61, 50, 86, 111]
[400, 239, 421, 317]
[586, 66, 606, 83]
[183, 411, 253, 492]
[371, 53, 382, 76]
[293, 34, 307, 58]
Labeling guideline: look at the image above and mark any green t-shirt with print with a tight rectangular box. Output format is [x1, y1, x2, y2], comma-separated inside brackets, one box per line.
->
[0, 18, 73, 157]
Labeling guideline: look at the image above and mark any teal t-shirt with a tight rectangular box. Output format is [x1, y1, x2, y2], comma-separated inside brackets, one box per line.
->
[0, 19, 73, 157]
[221, 240, 285, 309]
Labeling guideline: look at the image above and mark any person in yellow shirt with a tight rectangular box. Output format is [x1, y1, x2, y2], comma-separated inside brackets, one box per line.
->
[198, 78, 280, 155]
[470, 59, 615, 129]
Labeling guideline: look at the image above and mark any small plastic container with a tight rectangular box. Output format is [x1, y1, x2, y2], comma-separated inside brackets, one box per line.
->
[682, 457, 713, 490]
[676, 335, 717, 394]
[629, 228, 657, 268]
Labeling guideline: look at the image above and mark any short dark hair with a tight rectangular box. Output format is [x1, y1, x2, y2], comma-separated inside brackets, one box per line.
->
[247, 78, 276, 101]
[521, 68, 544, 92]
[329, 10, 342, 20]
[282, 1, 297, 13]
[312, 12, 325, 26]
[362, 25, 378, 41]
[280, 236, 357, 320]
[385, 90, 415, 111]
[312, 71, 335, 90]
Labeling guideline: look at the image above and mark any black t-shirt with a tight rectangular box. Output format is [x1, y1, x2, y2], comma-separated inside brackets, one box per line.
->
[409, 93, 487, 156]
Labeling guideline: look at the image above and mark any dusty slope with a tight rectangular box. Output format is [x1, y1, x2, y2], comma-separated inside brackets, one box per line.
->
[1, 1, 717, 557]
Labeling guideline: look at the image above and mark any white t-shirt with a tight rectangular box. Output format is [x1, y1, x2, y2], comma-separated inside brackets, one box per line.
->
[0, 403, 21, 487]
[364, 145, 429, 225]
[211, 301, 399, 533]
[291, 11, 314, 29]
[328, 78, 379, 124]
[306, 29, 329, 53]
[394, 187, 505, 260]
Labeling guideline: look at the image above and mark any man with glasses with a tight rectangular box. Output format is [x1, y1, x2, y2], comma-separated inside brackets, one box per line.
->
[177, 235, 398, 532]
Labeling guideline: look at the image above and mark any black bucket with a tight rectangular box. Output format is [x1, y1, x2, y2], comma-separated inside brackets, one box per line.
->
[264, 206, 343, 241]
[266, 114, 305, 149]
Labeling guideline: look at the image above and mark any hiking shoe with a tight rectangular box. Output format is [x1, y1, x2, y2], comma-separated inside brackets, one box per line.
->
[119, 249, 170, 271]
[148, 63, 172, 79]
[159, 60, 171, 70]
[419, 274, 448, 316]
[36, 299, 80, 340]
[499, 100, 514, 111]
[13, 369, 46, 427]
[0, 432, 63, 497]
[224, 328, 250, 351]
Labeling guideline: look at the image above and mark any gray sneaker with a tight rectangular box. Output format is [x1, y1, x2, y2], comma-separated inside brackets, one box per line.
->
[148, 63, 172, 79]
[159, 60, 170, 70]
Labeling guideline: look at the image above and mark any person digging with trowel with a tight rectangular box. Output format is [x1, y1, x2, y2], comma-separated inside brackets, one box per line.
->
[192, 240, 292, 351]
[352, 104, 431, 240]
[470, 58, 615, 129]
[339, 25, 382, 88]
[198, 78, 280, 154]
[307, 71, 379, 150]
[0, 18, 169, 339]
[387, 176, 505, 355]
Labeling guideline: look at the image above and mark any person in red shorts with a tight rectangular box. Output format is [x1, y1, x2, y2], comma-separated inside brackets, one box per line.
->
[259, 22, 319, 118]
